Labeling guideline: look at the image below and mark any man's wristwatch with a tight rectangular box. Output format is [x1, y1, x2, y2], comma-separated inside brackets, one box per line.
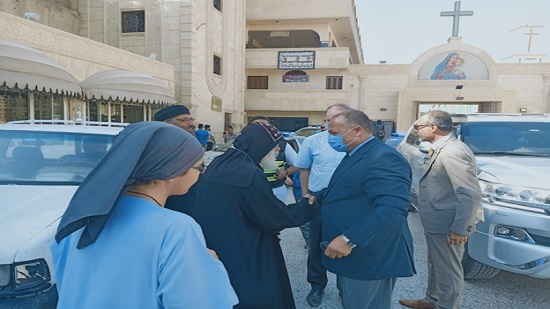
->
[341, 235, 357, 248]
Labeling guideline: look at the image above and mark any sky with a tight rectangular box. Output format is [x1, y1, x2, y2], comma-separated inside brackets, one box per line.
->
[355, 0, 550, 64]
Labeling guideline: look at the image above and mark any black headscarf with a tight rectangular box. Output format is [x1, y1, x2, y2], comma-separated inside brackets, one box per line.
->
[55, 121, 204, 249]
[204, 122, 282, 187]
[154, 105, 190, 121]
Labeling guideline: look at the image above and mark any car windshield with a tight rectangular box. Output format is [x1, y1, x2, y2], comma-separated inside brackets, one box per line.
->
[0, 130, 115, 185]
[460, 122, 550, 157]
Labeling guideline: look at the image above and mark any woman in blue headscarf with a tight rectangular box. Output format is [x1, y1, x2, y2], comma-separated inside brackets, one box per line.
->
[51, 122, 238, 309]
[430, 52, 465, 80]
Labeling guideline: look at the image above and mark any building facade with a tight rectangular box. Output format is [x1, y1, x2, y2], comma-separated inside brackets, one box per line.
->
[0, 11, 175, 124]
[245, 0, 364, 130]
[1, 0, 549, 134]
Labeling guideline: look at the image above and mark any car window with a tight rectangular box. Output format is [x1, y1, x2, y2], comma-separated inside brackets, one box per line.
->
[0, 130, 115, 184]
[460, 122, 550, 156]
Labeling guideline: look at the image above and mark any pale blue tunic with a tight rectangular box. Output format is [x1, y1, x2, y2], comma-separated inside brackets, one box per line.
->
[51, 195, 238, 309]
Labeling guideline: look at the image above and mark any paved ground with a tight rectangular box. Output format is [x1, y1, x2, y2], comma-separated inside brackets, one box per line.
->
[280, 207, 550, 308]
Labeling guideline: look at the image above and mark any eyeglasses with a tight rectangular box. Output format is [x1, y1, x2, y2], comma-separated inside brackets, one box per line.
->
[172, 117, 195, 123]
[413, 124, 431, 130]
[191, 163, 205, 173]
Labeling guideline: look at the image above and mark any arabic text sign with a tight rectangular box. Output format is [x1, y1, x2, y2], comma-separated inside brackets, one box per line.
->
[278, 51, 315, 70]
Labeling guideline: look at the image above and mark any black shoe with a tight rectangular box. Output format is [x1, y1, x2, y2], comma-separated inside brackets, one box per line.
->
[306, 289, 324, 307]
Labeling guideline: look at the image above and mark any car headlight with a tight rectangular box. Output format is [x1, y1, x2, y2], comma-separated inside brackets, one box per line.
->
[14, 259, 51, 289]
[0, 264, 10, 288]
[480, 179, 550, 214]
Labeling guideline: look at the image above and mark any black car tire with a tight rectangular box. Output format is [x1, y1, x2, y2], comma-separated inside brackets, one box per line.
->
[462, 242, 501, 279]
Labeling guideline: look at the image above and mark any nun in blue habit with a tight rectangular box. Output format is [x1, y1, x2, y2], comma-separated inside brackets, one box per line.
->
[51, 122, 238, 309]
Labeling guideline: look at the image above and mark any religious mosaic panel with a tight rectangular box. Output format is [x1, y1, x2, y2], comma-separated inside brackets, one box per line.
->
[418, 51, 489, 80]
[282, 70, 309, 82]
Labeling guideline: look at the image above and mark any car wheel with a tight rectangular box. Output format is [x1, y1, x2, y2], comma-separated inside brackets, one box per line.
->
[462, 242, 500, 279]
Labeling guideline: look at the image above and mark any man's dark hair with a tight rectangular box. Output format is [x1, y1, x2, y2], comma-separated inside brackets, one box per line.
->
[205, 124, 211, 130]
[198, 123, 204, 129]
[248, 115, 270, 124]
[227, 125, 233, 129]
[426, 110, 453, 132]
[333, 110, 373, 135]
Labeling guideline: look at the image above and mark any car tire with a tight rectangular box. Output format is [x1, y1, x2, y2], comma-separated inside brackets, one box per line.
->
[462, 243, 501, 279]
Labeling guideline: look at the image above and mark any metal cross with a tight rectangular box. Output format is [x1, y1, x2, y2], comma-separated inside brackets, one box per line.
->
[440, 1, 474, 37]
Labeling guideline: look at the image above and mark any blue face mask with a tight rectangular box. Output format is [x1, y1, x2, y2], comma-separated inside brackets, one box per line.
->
[328, 128, 356, 152]
[328, 134, 347, 152]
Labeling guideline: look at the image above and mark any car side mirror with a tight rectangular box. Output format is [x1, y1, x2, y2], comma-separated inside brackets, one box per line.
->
[418, 141, 431, 154]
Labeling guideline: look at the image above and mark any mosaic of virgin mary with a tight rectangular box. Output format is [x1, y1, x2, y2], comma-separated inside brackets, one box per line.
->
[430, 52, 466, 80]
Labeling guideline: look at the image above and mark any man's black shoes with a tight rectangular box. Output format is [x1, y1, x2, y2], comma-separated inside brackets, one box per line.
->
[306, 289, 324, 307]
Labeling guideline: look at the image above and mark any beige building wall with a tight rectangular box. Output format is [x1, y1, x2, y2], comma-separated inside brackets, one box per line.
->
[76, 0, 246, 140]
[3, 1, 549, 135]
[345, 40, 550, 132]
[0, 12, 174, 87]
[0, 0, 80, 34]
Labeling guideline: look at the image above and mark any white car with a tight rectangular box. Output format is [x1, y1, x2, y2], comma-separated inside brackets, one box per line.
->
[0, 121, 124, 308]
[397, 114, 550, 279]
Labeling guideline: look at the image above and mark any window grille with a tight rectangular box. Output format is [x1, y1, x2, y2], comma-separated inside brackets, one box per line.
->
[213, 55, 221, 75]
[213, 0, 222, 11]
[326, 76, 343, 90]
[247, 76, 268, 89]
[121, 11, 145, 33]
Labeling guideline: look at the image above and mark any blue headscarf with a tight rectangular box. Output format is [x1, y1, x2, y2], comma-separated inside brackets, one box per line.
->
[55, 121, 204, 249]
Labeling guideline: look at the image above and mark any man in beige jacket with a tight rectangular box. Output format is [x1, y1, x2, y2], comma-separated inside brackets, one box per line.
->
[400, 110, 481, 309]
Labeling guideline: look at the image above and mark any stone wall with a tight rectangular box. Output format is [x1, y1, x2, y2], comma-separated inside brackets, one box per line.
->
[0, 0, 79, 34]
[0, 12, 174, 88]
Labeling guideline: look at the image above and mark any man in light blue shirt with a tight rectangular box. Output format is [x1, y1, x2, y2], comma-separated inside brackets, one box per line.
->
[293, 103, 350, 307]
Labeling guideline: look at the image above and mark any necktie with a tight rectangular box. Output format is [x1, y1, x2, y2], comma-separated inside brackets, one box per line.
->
[428, 148, 435, 159]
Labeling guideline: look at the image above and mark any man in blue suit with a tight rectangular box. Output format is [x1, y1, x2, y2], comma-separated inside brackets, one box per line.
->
[307, 109, 415, 308]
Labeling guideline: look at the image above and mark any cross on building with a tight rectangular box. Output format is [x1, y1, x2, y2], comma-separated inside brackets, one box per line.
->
[440, 1, 474, 37]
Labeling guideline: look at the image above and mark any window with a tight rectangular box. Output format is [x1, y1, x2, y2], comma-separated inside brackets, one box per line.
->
[213, 0, 222, 11]
[0, 86, 29, 122]
[326, 76, 343, 90]
[247, 76, 268, 89]
[213, 55, 221, 75]
[121, 11, 145, 33]
[34, 93, 63, 120]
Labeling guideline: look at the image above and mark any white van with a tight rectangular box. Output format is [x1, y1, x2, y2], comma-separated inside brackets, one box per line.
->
[397, 114, 550, 279]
